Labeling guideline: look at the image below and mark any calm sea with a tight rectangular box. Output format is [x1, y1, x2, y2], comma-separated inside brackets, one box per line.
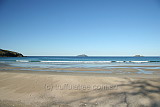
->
[0, 56, 160, 68]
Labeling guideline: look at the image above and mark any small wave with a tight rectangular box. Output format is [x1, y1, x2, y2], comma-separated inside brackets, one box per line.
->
[15, 60, 158, 63]
[16, 60, 29, 62]
[130, 61, 149, 63]
[30, 61, 41, 62]
[115, 61, 124, 63]
[40, 61, 112, 63]
[149, 61, 160, 62]
[16, 60, 41, 62]
[40, 61, 150, 63]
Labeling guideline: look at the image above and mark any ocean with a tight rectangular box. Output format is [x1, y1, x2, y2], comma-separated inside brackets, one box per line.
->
[0, 56, 160, 68]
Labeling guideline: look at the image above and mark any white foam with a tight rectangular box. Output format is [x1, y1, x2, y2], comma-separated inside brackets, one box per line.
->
[16, 60, 29, 62]
[40, 61, 112, 63]
[116, 61, 124, 63]
[131, 61, 149, 63]
[125, 61, 130, 63]
[16, 60, 150, 63]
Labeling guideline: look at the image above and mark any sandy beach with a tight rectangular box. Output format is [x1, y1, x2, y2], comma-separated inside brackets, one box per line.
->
[0, 65, 160, 107]
[1, 0, 160, 106]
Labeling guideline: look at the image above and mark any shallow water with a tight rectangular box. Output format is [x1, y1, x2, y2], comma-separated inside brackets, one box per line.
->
[0, 56, 160, 74]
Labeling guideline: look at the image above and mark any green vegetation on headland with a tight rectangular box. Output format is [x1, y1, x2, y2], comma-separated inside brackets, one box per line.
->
[0, 49, 23, 57]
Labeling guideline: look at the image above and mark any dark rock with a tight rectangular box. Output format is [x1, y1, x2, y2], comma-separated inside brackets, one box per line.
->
[77, 54, 88, 57]
[0, 49, 24, 57]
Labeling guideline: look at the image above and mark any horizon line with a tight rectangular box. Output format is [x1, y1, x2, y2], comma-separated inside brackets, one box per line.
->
[24, 55, 160, 57]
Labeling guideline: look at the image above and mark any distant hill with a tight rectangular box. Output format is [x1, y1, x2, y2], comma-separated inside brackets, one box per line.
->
[134, 55, 144, 57]
[77, 54, 88, 57]
[0, 49, 23, 57]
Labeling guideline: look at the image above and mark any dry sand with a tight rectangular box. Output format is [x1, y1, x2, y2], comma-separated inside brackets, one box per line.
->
[0, 67, 160, 107]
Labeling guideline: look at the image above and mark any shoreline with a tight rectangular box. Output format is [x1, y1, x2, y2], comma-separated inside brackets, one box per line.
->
[0, 68, 160, 78]
[0, 64, 160, 77]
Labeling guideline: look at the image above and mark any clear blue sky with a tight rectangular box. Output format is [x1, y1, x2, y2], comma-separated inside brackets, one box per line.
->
[0, 0, 160, 56]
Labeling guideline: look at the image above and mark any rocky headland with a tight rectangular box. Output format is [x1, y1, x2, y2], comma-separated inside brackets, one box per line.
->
[0, 49, 23, 57]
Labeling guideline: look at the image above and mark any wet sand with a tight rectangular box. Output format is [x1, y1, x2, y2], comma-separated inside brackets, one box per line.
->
[1, 65, 160, 75]
[0, 66, 160, 107]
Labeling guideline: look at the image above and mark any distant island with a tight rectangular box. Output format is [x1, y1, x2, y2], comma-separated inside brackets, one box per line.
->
[77, 54, 88, 57]
[134, 55, 144, 57]
[0, 49, 23, 57]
